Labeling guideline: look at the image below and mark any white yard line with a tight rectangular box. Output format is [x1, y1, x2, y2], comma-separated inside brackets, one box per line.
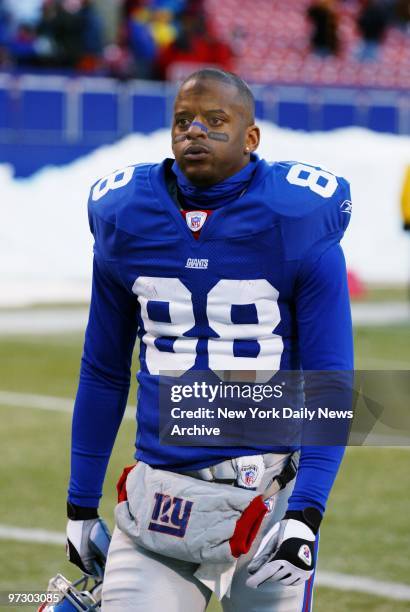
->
[315, 571, 410, 601]
[0, 303, 408, 335]
[0, 525, 65, 545]
[0, 524, 409, 601]
[351, 302, 410, 326]
[0, 390, 134, 420]
[0, 308, 89, 335]
[358, 357, 410, 368]
[0, 391, 73, 413]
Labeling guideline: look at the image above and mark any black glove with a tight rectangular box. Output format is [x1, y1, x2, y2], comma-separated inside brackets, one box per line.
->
[247, 508, 321, 588]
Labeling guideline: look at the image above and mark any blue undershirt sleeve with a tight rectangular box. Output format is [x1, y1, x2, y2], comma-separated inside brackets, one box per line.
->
[68, 256, 138, 507]
[287, 243, 354, 513]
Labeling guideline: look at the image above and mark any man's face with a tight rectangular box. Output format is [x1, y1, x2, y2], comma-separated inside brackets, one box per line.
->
[171, 78, 259, 186]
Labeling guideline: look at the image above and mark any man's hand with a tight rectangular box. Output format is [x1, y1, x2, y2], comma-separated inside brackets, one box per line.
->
[66, 517, 111, 578]
[246, 518, 316, 588]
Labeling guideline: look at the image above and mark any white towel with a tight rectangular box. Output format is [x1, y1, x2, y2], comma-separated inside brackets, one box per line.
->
[194, 559, 238, 600]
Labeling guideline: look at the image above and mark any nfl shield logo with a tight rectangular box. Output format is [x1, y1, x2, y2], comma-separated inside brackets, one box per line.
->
[186, 210, 207, 232]
[298, 544, 312, 566]
[239, 464, 259, 488]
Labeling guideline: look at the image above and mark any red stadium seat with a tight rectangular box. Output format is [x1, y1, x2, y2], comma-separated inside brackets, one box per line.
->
[204, 0, 410, 88]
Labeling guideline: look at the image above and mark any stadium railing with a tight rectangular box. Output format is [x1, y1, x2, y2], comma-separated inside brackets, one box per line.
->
[0, 73, 409, 177]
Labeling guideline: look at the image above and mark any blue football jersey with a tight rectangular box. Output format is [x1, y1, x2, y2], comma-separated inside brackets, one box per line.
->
[69, 156, 353, 513]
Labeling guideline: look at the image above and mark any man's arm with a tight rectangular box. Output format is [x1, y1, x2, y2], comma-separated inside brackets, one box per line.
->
[248, 242, 353, 588]
[66, 255, 138, 576]
[68, 255, 138, 509]
[287, 241, 353, 515]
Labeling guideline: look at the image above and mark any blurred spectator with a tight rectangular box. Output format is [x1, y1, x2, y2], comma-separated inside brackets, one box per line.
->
[127, 8, 157, 79]
[104, 42, 136, 79]
[3, 0, 44, 27]
[152, 0, 186, 12]
[395, 0, 410, 28]
[307, 0, 340, 56]
[183, 0, 205, 16]
[36, 0, 86, 68]
[35, 0, 103, 70]
[0, 0, 12, 47]
[0, 0, 103, 70]
[0, 0, 231, 79]
[157, 12, 233, 80]
[150, 9, 177, 48]
[4, 0, 405, 87]
[77, 0, 104, 71]
[7, 24, 39, 66]
[356, 0, 389, 60]
[80, 0, 103, 55]
[0, 0, 41, 67]
[122, 0, 149, 19]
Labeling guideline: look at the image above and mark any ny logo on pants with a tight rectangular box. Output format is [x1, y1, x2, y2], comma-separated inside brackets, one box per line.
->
[148, 492, 193, 537]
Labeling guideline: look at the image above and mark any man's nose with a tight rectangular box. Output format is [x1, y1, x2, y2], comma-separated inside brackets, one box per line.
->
[186, 120, 208, 138]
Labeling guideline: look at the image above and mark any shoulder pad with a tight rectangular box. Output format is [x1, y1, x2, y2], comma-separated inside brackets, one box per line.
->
[88, 163, 150, 233]
[270, 161, 352, 260]
[87, 163, 178, 258]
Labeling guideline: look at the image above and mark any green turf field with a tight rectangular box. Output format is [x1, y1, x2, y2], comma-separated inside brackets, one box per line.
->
[0, 323, 409, 611]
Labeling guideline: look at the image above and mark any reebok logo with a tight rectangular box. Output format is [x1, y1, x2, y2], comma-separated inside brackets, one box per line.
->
[185, 258, 208, 269]
[340, 200, 352, 214]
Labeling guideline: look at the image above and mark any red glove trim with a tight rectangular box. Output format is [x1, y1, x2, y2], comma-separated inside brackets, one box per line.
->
[116, 465, 136, 503]
[229, 495, 268, 558]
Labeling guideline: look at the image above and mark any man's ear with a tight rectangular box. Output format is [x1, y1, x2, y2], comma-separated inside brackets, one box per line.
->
[245, 124, 260, 153]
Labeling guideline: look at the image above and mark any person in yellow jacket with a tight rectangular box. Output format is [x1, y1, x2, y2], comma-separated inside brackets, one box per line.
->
[401, 165, 410, 231]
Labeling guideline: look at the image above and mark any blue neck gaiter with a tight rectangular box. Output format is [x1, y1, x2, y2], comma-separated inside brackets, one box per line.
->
[172, 153, 259, 210]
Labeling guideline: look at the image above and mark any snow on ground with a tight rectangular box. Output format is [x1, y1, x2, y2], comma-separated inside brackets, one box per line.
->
[1, 123, 410, 305]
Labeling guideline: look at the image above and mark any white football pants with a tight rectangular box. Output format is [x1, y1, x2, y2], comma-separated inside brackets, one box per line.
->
[102, 454, 316, 612]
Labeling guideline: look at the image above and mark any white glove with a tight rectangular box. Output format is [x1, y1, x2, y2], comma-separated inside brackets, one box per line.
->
[247, 518, 315, 588]
[66, 517, 111, 578]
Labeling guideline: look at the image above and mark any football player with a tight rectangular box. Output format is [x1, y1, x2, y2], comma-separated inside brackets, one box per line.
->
[66, 68, 353, 611]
